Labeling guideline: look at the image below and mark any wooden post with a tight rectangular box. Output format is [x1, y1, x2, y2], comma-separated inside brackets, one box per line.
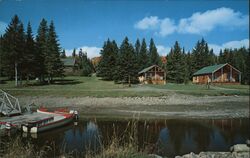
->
[211, 73, 214, 83]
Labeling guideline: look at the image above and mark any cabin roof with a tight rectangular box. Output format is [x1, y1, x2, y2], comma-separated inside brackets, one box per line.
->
[193, 63, 241, 76]
[138, 65, 163, 74]
[193, 64, 226, 76]
[61, 58, 75, 66]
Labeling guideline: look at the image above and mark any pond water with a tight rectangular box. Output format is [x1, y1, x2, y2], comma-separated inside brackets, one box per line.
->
[0, 118, 249, 157]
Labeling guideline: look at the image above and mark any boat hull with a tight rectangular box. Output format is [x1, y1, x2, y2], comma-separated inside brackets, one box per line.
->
[29, 116, 74, 133]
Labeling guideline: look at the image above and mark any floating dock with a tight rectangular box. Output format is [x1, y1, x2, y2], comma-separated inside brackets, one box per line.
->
[0, 112, 65, 130]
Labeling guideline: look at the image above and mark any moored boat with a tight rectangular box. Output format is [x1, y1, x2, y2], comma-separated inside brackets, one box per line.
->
[22, 108, 78, 133]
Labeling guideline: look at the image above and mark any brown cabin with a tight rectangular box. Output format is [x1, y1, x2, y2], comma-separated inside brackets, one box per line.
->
[192, 63, 241, 84]
[138, 65, 166, 85]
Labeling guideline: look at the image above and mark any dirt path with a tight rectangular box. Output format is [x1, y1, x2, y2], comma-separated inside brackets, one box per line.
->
[17, 94, 249, 119]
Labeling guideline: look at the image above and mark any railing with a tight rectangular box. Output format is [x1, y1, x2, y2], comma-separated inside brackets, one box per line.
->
[0, 89, 21, 116]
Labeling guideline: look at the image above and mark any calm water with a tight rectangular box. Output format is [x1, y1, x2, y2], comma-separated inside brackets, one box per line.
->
[0, 118, 249, 157]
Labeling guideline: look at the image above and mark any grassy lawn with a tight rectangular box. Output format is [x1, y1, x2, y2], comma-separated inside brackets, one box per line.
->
[0, 76, 249, 97]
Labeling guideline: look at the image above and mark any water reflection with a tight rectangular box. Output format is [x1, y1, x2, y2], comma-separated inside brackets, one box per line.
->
[0, 118, 249, 157]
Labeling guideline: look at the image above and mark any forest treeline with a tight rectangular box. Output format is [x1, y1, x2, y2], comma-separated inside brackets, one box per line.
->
[0, 15, 64, 85]
[97, 38, 249, 84]
[0, 15, 249, 86]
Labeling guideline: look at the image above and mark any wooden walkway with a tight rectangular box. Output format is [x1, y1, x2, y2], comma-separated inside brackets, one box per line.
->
[0, 112, 64, 130]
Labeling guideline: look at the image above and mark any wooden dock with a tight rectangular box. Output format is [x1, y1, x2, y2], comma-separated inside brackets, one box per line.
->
[0, 112, 64, 130]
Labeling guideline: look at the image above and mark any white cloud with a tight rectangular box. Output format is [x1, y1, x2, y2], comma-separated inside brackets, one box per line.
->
[134, 16, 160, 30]
[65, 46, 101, 59]
[209, 39, 249, 54]
[0, 21, 7, 36]
[159, 18, 176, 36]
[156, 45, 171, 56]
[135, 7, 249, 36]
[177, 7, 249, 34]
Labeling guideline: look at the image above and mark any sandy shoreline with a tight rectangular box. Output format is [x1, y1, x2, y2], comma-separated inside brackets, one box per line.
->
[19, 94, 249, 119]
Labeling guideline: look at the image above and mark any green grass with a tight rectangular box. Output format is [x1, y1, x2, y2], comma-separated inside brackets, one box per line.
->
[0, 76, 249, 97]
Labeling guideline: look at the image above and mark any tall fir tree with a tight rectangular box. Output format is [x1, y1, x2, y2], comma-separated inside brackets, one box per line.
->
[138, 38, 148, 70]
[97, 39, 118, 80]
[191, 38, 212, 74]
[167, 41, 186, 83]
[23, 22, 36, 82]
[36, 18, 48, 82]
[2, 15, 25, 86]
[79, 50, 92, 76]
[61, 49, 66, 58]
[72, 48, 76, 58]
[115, 37, 137, 84]
[135, 38, 141, 59]
[46, 21, 64, 83]
[148, 38, 160, 66]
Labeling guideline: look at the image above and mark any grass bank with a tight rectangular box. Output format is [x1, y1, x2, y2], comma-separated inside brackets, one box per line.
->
[0, 76, 249, 97]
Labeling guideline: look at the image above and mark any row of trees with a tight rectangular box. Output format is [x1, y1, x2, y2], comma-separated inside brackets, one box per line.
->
[97, 37, 249, 84]
[97, 37, 160, 84]
[0, 15, 64, 85]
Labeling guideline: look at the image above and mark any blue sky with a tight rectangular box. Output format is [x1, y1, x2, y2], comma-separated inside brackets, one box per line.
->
[0, 0, 249, 58]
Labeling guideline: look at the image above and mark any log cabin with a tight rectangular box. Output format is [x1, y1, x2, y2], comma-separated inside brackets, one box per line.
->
[192, 63, 241, 84]
[138, 65, 166, 84]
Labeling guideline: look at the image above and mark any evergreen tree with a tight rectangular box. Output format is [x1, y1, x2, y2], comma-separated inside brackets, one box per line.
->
[1, 15, 25, 86]
[186, 51, 193, 80]
[97, 39, 118, 80]
[46, 21, 64, 83]
[79, 51, 92, 76]
[115, 37, 137, 84]
[167, 41, 186, 83]
[72, 48, 76, 58]
[192, 38, 212, 74]
[23, 22, 36, 82]
[135, 38, 141, 59]
[138, 38, 148, 70]
[148, 38, 160, 65]
[61, 49, 66, 58]
[36, 18, 48, 82]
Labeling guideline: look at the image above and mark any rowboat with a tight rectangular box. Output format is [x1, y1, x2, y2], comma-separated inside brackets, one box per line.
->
[22, 108, 78, 133]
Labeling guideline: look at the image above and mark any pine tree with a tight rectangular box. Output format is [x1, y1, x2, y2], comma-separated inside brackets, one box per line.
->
[186, 51, 193, 80]
[135, 38, 140, 59]
[36, 18, 48, 82]
[61, 49, 66, 58]
[72, 48, 76, 58]
[2, 15, 25, 86]
[192, 38, 212, 74]
[97, 39, 118, 80]
[148, 38, 160, 66]
[167, 41, 186, 83]
[79, 51, 92, 76]
[46, 21, 64, 83]
[115, 37, 137, 85]
[23, 22, 36, 82]
[138, 38, 148, 71]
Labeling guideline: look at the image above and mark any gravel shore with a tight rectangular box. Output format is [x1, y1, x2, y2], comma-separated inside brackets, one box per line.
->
[19, 94, 249, 119]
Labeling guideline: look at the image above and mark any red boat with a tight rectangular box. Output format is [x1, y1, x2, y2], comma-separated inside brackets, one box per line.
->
[22, 108, 78, 133]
